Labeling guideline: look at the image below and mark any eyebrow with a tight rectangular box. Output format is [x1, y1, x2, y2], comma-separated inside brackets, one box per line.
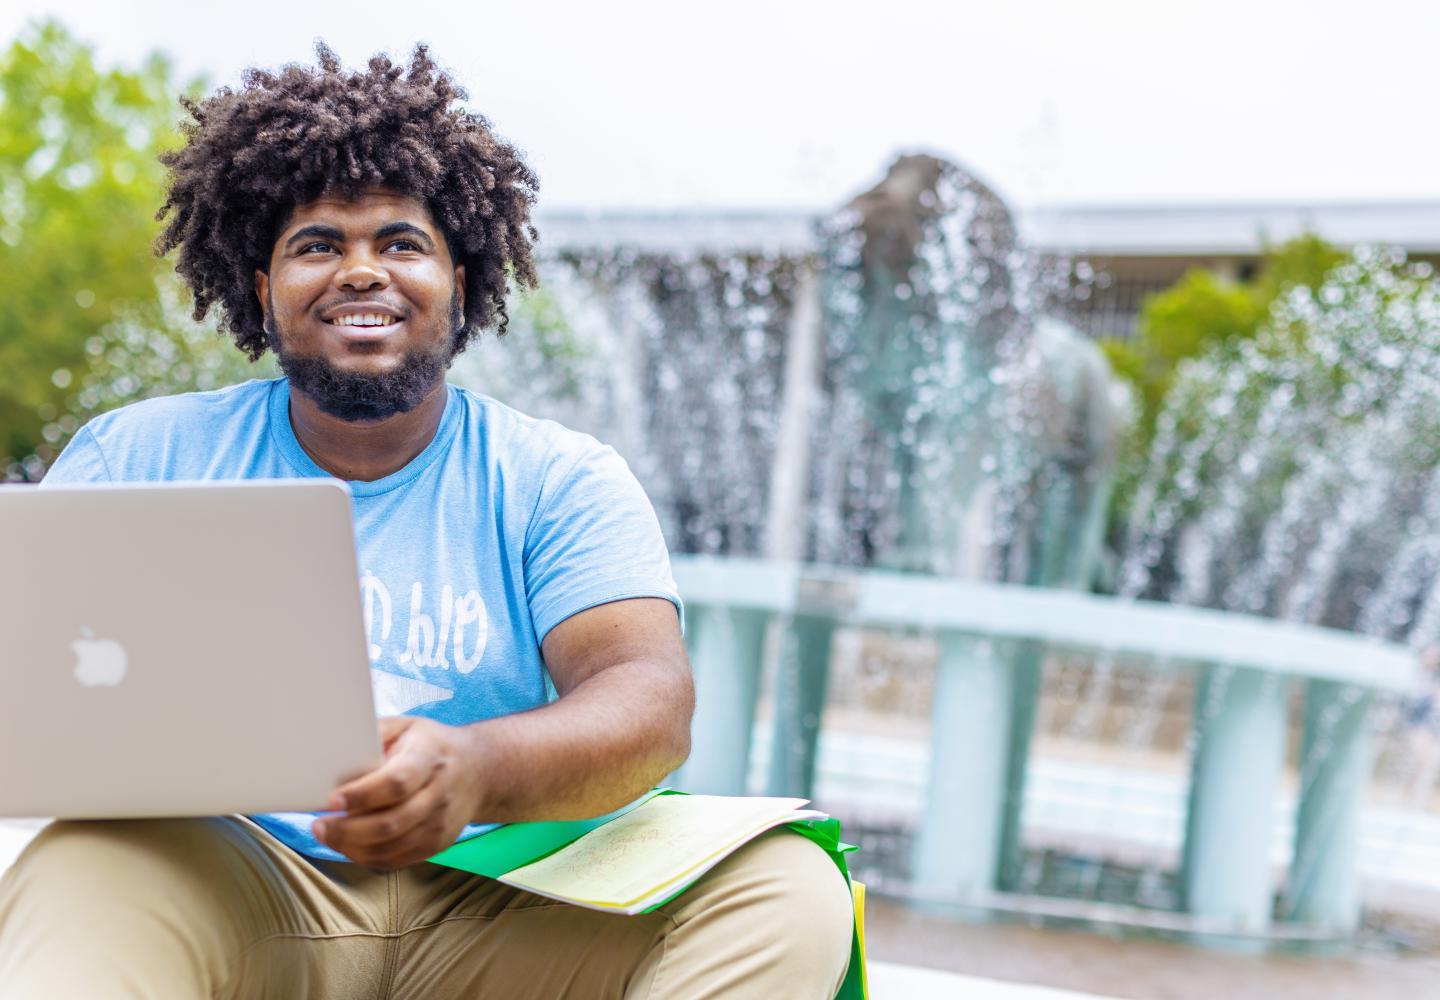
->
[284, 221, 437, 251]
[374, 222, 437, 251]
[284, 224, 344, 250]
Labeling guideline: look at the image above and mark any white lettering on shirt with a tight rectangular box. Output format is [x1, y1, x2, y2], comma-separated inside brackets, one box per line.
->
[379, 579, 487, 674]
[453, 589, 488, 674]
[399, 582, 437, 667]
[432, 584, 454, 670]
[360, 570, 392, 662]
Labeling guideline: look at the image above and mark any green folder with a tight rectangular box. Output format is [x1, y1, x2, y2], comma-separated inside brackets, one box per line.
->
[429, 789, 868, 1000]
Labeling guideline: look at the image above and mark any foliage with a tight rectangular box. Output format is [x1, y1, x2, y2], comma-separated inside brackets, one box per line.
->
[1116, 249, 1440, 639]
[506, 281, 590, 397]
[0, 20, 266, 480]
[1100, 235, 1346, 533]
[1100, 269, 1262, 437]
[1100, 234, 1345, 449]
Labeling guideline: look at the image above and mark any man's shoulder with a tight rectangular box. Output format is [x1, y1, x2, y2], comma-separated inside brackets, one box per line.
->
[73, 379, 280, 480]
[451, 385, 613, 471]
[85, 379, 278, 441]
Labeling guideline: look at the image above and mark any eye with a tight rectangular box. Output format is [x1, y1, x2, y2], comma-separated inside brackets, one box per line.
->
[384, 239, 421, 253]
[299, 241, 337, 255]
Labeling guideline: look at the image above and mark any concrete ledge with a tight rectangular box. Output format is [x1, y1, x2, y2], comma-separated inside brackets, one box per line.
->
[869, 962, 1119, 998]
[0, 820, 40, 871]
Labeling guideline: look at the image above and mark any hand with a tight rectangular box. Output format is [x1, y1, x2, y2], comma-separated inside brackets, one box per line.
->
[313, 716, 483, 869]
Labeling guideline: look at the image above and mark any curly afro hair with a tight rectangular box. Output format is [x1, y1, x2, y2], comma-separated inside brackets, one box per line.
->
[156, 43, 539, 361]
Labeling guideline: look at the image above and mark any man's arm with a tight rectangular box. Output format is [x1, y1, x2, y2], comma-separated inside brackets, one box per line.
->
[314, 597, 693, 868]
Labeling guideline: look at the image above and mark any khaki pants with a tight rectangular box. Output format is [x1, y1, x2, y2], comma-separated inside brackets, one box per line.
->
[0, 816, 852, 999]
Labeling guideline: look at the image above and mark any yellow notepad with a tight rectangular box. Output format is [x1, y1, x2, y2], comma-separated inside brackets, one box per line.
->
[498, 793, 823, 914]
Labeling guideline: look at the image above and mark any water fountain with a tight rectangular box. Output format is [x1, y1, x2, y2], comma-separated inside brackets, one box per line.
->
[457, 157, 1124, 860]
[456, 158, 1429, 938]
[1102, 248, 1440, 929]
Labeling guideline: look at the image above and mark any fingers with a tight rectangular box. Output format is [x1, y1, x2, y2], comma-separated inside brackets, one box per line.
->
[321, 717, 420, 810]
[320, 814, 452, 869]
[314, 717, 478, 868]
[333, 729, 445, 815]
[319, 779, 434, 847]
[355, 821, 453, 870]
[316, 777, 454, 867]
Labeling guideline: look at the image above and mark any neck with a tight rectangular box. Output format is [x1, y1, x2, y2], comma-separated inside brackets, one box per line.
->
[287, 380, 448, 482]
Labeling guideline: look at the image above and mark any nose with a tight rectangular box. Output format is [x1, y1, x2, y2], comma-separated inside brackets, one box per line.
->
[334, 249, 390, 292]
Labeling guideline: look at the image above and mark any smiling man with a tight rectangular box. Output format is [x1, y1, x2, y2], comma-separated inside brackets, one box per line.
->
[0, 45, 853, 999]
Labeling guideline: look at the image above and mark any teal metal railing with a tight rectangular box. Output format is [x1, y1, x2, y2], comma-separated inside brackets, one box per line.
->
[671, 555, 1419, 936]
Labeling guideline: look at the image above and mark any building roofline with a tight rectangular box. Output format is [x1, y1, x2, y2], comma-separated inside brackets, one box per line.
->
[535, 201, 1440, 257]
[1020, 201, 1440, 256]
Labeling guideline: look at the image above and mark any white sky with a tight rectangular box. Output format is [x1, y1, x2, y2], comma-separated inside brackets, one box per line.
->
[4, 0, 1438, 211]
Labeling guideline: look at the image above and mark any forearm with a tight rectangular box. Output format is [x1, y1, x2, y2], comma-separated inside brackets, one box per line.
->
[317, 599, 692, 868]
[458, 656, 694, 823]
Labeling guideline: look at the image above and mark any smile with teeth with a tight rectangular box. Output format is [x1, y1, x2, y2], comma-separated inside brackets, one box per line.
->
[328, 314, 400, 328]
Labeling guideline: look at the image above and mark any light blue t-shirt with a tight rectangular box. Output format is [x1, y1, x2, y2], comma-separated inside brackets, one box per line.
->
[41, 377, 683, 860]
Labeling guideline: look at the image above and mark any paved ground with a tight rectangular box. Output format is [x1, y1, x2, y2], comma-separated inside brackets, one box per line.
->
[865, 897, 1440, 1000]
[870, 962, 1112, 998]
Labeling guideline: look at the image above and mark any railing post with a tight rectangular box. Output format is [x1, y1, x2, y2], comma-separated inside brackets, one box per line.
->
[1182, 666, 1289, 931]
[913, 633, 1016, 897]
[677, 604, 768, 795]
[1285, 680, 1373, 930]
[766, 614, 835, 798]
[996, 639, 1044, 891]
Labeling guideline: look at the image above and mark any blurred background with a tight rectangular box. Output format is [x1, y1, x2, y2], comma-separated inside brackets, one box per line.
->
[3, 3, 1440, 996]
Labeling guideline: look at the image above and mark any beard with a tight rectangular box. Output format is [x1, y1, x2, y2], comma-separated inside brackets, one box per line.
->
[269, 342, 449, 423]
[265, 290, 461, 423]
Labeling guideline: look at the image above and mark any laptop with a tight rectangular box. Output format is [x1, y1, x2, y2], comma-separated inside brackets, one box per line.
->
[0, 480, 382, 818]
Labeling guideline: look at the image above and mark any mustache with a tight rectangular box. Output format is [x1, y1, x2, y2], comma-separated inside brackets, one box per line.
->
[314, 296, 408, 317]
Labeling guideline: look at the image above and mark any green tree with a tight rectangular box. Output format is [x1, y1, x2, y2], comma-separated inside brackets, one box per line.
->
[1099, 235, 1346, 538]
[1115, 248, 1440, 627]
[1100, 234, 1345, 448]
[0, 20, 263, 479]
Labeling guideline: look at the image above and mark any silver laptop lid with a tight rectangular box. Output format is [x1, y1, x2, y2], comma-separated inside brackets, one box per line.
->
[0, 480, 381, 818]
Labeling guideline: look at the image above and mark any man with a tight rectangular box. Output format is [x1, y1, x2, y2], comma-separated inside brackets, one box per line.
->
[0, 45, 853, 998]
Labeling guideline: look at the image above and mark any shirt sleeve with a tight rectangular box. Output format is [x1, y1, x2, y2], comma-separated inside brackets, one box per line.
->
[39, 426, 114, 486]
[523, 438, 683, 645]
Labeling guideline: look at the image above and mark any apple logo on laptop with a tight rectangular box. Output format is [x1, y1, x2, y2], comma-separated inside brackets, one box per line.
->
[72, 625, 128, 687]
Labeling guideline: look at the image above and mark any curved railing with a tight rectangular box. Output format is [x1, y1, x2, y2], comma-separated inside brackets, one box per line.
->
[671, 555, 1420, 936]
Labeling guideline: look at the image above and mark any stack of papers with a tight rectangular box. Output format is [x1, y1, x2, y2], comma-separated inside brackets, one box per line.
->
[432, 792, 822, 914]
[498, 793, 823, 914]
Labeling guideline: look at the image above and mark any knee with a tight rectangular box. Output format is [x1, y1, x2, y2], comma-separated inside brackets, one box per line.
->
[742, 830, 852, 906]
[10, 821, 126, 883]
[701, 830, 855, 980]
[18, 818, 184, 870]
[5, 818, 231, 904]
[747, 831, 855, 940]
[0, 819, 265, 994]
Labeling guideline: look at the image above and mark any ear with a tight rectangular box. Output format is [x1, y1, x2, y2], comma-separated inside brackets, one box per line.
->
[453, 264, 465, 315]
[254, 269, 270, 327]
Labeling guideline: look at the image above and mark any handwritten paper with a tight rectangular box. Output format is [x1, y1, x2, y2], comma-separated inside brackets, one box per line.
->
[499, 793, 822, 913]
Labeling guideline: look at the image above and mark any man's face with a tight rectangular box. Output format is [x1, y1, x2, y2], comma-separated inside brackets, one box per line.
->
[255, 188, 466, 422]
